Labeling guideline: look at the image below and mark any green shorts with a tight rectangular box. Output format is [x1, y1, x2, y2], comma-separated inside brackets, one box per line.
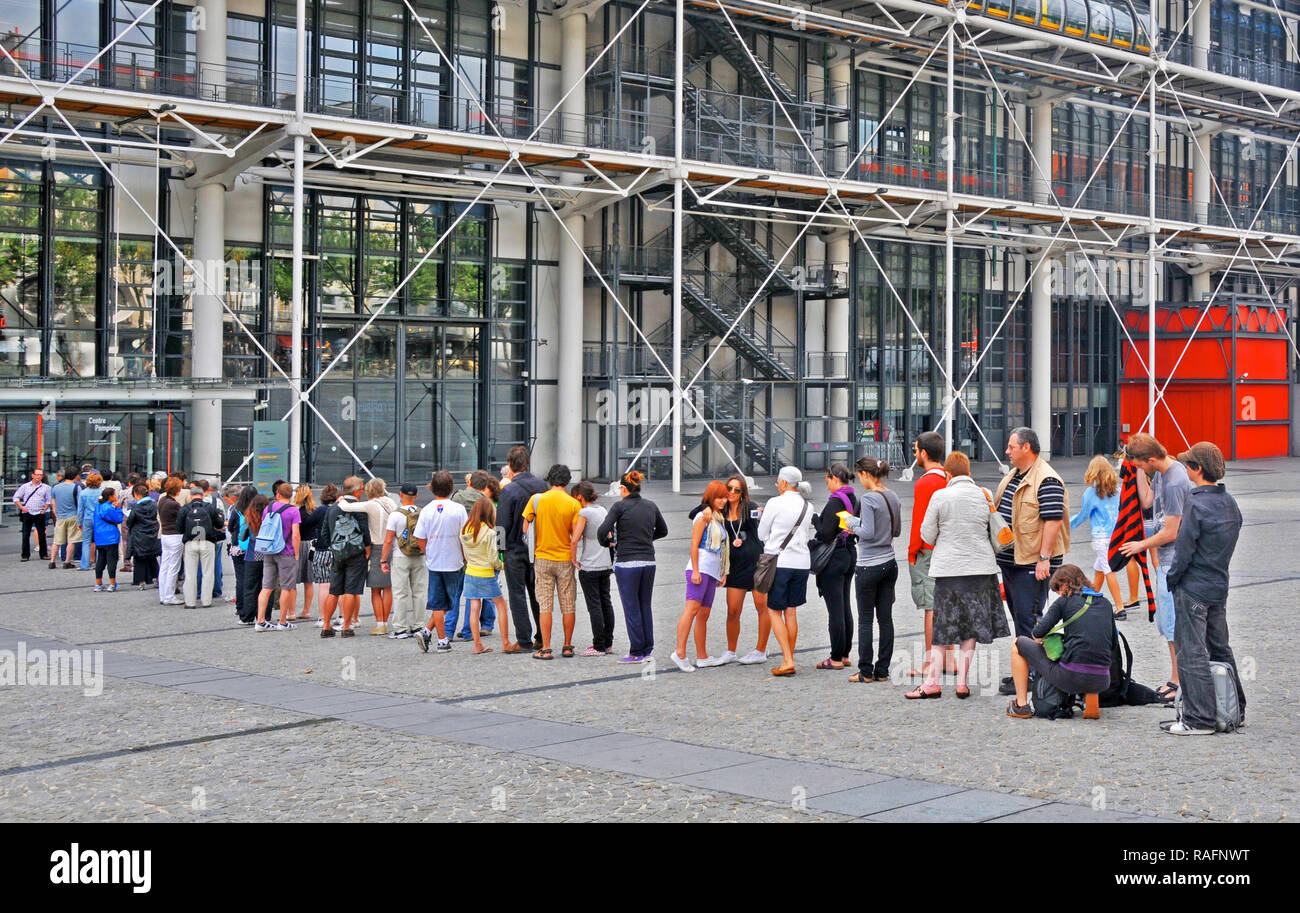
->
[909, 549, 935, 612]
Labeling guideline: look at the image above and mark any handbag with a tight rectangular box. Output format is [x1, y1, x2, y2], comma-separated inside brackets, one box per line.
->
[1043, 596, 1092, 662]
[809, 489, 853, 575]
[982, 488, 1014, 552]
[754, 502, 809, 595]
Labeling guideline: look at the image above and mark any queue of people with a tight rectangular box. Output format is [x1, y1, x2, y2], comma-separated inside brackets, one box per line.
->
[11, 430, 1245, 734]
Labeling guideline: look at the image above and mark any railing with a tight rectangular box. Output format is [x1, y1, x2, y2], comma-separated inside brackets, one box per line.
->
[1164, 40, 1300, 93]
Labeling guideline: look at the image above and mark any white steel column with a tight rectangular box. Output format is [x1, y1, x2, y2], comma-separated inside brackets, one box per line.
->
[1192, 0, 1212, 71]
[825, 56, 853, 448]
[557, 11, 587, 476]
[1191, 130, 1214, 299]
[1030, 100, 1054, 455]
[672, 0, 684, 492]
[289, 0, 306, 482]
[191, 0, 227, 482]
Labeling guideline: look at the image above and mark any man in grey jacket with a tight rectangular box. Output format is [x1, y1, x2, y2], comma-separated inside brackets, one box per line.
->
[1163, 442, 1245, 735]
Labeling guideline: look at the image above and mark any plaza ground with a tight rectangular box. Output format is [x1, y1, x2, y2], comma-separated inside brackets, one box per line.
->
[1, 457, 1295, 822]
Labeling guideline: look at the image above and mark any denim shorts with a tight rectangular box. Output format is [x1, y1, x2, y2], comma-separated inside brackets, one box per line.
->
[462, 572, 502, 601]
[1155, 564, 1175, 643]
[427, 569, 464, 611]
[768, 567, 809, 612]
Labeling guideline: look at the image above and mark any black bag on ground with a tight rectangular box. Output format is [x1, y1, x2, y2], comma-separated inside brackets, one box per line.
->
[1032, 676, 1079, 719]
[1099, 626, 1161, 707]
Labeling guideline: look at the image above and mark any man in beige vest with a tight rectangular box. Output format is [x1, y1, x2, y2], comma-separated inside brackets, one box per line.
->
[993, 428, 1070, 693]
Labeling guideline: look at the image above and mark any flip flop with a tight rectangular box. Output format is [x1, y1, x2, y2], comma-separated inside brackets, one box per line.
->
[472, 646, 494, 655]
[847, 671, 872, 683]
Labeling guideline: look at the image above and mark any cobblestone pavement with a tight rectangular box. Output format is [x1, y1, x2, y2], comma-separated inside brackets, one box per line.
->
[1, 456, 1295, 822]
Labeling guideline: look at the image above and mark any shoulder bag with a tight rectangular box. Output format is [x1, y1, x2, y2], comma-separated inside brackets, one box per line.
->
[808, 489, 854, 576]
[754, 502, 809, 595]
[982, 487, 1015, 553]
[1043, 596, 1092, 662]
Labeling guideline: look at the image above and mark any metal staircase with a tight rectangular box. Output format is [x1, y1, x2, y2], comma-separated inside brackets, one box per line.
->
[686, 14, 799, 112]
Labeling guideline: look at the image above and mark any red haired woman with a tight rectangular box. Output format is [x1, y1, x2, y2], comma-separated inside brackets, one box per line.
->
[671, 481, 730, 672]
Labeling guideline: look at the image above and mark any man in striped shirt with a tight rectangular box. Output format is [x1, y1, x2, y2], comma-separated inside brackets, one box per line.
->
[12, 468, 54, 562]
[993, 428, 1070, 694]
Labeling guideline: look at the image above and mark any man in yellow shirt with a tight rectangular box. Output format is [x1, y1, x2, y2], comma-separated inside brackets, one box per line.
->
[522, 464, 581, 659]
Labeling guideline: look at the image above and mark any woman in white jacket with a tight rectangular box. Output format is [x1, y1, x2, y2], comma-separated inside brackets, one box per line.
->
[905, 452, 1010, 700]
[756, 467, 814, 677]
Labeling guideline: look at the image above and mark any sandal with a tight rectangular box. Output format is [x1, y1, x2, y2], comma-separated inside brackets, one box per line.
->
[472, 646, 494, 655]
[905, 685, 942, 699]
[502, 642, 527, 654]
[847, 671, 871, 683]
[561, 644, 575, 658]
[815, 658, 842, 670]
[532, 648, 554, 660]
[771, 666, 797, 677]
[1155, 681, 1179, 700]
[955, 686, 971, 699]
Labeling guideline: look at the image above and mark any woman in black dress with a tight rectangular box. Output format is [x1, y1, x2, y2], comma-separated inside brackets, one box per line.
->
[691, 474, 770, 665]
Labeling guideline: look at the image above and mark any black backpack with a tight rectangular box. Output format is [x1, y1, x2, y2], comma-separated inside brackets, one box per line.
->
[182, 500, 217, 543]
[1032, 676, 1078, 720]
[1099, 626, 1161, 707]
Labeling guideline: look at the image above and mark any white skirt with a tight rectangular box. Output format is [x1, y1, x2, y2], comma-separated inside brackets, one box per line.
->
[1091, 536, 1111, 574]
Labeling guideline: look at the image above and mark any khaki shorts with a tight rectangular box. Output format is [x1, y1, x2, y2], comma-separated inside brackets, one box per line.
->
[54, 516, 82, 546]
[909, 549, 935, 612]
[534, 557, 577, 615]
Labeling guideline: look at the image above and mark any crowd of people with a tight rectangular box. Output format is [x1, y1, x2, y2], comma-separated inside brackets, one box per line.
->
[10, 429, 1246, 734]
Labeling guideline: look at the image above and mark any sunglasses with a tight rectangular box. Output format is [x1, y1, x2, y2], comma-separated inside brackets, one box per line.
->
[726, 485, 742, 493]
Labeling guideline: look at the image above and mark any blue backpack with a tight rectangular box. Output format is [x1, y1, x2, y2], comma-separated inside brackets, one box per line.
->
[253, 502, 288, 558]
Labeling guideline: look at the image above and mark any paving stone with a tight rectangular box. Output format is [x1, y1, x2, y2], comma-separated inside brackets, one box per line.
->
[525, 732, 656, 763]
[389, 710, 523, 736]
[575, 740, 758, 780]
[453, 719, 612, 751]
[867, 788, 1047, 822]
[123, 668, 249, 686]
[808, 778, 967, 817]
[670, 757, 892, 802]
[277, 692, 419, 714]
[988, 802, 1163, 823]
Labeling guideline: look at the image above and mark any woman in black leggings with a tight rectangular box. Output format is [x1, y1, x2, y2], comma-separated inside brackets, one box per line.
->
[814, 463, 859, 669]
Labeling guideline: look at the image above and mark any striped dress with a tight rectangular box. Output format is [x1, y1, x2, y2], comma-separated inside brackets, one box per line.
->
[1107, 461, 1156, 621]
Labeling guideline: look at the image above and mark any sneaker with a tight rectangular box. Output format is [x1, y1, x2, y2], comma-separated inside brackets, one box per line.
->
[1113, 609, 1128, 621]
[415, 629, 432, 653]
[161, 596, 185, 606]
[1162, 721, 1214, 735]
[275, 621, 296, 631]
[237, 619, 255, 626]
[92, 584, 105, 593]
[695, 655, 725, 668]
[670, 652, 696, 673]
[581, 646, 603, 657]
[436, 639, 452, 652]
[737, 650, 768, 665]
[315, 618, 326, 628]
[108, 584, 118, 592]
[62, 562, 74, 569]
[332, 617, 344, 630]
[370, 624, 388, 636]
[617, 654, 643, 664]
[1006, 700, 1034, 719]
[457, 632, 473, 641]
[998, 680, 1018, 696]
[254, 622, 275, 632]
[715, 650, 737, 665]
[394, 629, 414, 640]
[320, 628, 335, 638]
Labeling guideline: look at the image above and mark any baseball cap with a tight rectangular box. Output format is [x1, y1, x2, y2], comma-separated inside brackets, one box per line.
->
[1178, 442, 1226, 483]
[400, 482, 418, 496]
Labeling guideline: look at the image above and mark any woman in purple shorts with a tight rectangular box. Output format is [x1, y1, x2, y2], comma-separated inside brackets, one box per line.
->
[671, 481, 730, 672]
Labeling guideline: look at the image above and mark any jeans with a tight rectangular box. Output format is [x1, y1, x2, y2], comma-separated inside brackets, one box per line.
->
[1173, 589, 1246, 729]
[80, 525, 93, 569]
[614, 564, 656, 657]
[855, 559, 898, 677]
[579, 568, 615, 651]
[1154, 564, 1175, 643]
[183, 539, 216, 607]
[448, 590, 496, 637]
[158, 534, 184, 602]
[19, 513, 48, 560]
[503, 549, 539, 646]
[1000, 562, 1050, 638]
[817, 545, 855, 660]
